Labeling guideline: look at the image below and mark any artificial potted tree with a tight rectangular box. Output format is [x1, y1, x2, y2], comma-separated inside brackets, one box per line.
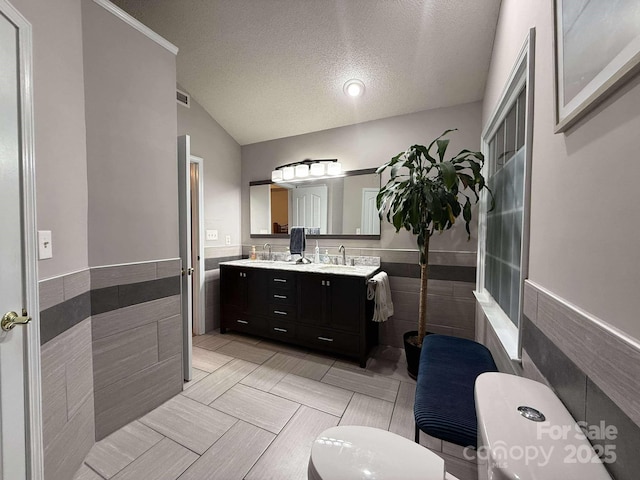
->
[376, 129, 492, 378]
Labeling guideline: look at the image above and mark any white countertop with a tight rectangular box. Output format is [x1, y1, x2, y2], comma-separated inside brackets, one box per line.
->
[219, 259, 380, 280]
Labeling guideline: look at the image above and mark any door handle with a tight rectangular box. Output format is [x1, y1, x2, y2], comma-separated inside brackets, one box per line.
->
[2, 310, 32, 332]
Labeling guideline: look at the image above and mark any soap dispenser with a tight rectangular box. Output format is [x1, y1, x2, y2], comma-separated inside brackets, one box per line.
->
[322, 249, 331, 264]
[250, 245, 257, 260]
[314, 241, 320, 263]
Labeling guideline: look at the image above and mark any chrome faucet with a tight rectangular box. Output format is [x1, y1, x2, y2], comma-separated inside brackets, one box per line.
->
[263, 243, 272, 261]
[338, 245, 346, 265]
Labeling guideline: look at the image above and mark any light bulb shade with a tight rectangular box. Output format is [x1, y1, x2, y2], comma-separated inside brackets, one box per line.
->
[310, 162, 325, 176]
[271, 170, 283, 182]
[343, 79, 365, 97]
[283, 166, 295, 180]
[295, 164, 309, 178]
[327, 162, 342, 176]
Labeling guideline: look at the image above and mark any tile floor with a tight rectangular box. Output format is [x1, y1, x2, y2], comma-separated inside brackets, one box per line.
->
[73, 331, 478, 480]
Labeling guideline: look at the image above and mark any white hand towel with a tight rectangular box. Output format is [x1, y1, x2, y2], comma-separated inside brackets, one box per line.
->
[369, 271, 394, 322]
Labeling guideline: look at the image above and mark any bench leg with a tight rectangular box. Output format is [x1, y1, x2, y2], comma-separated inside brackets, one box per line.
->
[414, 423, 420, 443]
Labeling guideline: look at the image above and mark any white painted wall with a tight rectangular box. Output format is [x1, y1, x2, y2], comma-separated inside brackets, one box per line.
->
[484, 0, 640, 340]
[83, 0, 178, 266]
[177, 86, 242, 258]
[11, 0, 89, 279]
[241, 102, 483, 252]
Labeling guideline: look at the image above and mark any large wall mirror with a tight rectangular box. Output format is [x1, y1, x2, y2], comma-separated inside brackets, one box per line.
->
[250, 168, 381, 239]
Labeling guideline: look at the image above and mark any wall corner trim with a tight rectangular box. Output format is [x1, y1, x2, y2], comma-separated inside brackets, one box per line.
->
[92, 0, 179, 55]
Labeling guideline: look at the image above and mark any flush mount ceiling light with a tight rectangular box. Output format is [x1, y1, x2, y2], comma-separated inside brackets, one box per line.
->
[343, 79, 365, 97]
[272, 159, 342, 183]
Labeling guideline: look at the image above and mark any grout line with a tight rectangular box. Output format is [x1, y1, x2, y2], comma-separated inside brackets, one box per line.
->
[83, 462, 107, 480]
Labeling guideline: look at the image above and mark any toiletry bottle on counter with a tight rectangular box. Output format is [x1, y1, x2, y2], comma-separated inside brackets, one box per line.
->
[314, 241, 320, 263]
[322, 249, 330, 264]
[250, 245, 257, 260]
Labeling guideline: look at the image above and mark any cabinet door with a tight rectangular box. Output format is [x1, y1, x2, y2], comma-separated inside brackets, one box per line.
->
[247, 268, 269, 315]
[297, 274, 326, 325]
[327, 275, 361, 333]
[221, 267, 248, 311]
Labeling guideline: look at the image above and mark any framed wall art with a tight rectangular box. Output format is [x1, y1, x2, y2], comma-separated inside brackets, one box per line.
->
[554, 0, 640, 132]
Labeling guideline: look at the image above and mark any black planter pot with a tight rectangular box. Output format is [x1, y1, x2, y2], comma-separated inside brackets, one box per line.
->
[403, 331, 421, 379]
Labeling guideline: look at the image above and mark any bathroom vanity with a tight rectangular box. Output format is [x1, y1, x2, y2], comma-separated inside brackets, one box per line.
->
[219, 259, 380, 367]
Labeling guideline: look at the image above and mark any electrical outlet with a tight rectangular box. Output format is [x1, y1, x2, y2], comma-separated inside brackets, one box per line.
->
[206, 230, 218, 241]
[38, 230, 53, 259]
[225, 235, 231, 245]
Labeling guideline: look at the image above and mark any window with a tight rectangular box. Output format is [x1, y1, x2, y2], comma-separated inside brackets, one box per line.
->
[485, 88, 527, 326]
[477, 29, 535, 358]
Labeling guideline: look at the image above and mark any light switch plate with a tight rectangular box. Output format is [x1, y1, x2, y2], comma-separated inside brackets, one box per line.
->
[225, 235, 231, 245]
[38, 230, 53, 259]
[206, 230, 218, 241]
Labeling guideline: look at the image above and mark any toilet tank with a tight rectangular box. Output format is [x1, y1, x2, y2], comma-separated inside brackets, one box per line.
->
[475, 372, 612, 480]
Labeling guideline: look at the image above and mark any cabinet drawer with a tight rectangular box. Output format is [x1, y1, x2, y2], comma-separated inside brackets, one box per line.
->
[268, 271, 296, 291]
[270, 290, 295, 306]
[222, 307, 267, 334]
[297, 325, 359, 356]
[268, 304, 296, 319]
[267, 319, 296, 341]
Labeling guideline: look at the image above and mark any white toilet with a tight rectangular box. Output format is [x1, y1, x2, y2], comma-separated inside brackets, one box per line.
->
[308, 372, 613, 480]
[308, 426, 460, 480]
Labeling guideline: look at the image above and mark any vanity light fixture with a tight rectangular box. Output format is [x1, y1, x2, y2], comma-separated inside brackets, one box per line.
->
[343, 79, 365, 97]
[271, 159, 342, 184]
[295, 164, 310, 178]
[327, 161, 342, 176]
[271, 169, 283, 182]
[282, 166, 295, 181]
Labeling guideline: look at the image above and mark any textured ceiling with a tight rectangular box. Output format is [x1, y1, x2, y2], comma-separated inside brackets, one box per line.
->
[111, 0, 502, 145]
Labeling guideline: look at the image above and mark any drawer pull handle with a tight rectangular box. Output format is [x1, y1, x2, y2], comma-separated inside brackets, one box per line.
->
[273, 294, 287, 299]
[273, 327, 288, 333]
[317, 336, 334, 342]
[273, 278, 287, 283]
[273, 310, 288, 316]
[236, 319, 248, 324]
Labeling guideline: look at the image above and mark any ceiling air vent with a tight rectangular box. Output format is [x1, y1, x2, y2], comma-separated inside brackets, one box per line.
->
[176, 89, 190, 108]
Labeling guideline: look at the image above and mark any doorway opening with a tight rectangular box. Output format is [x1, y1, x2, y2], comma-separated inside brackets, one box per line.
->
[177, 135, 205, 381]
[189, 156, 205, 337]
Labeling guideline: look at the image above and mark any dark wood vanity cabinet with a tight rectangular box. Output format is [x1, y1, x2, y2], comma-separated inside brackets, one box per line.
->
[220, 265, 377, 367]
[220, 267, 268, 334]
[297, 274, 360, 332]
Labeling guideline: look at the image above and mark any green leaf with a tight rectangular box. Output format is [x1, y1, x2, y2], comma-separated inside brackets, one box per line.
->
[463, 197, 471, 222]
[436, 139, 449, 162]
[426, 129, 457, 155]
[440, 161, 457, 189]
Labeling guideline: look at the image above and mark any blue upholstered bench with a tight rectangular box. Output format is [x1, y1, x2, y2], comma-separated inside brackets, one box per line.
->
[414, 334, 498, 448]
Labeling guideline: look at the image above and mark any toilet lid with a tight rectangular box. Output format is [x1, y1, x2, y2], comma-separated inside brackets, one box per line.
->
[309, 426, 446, 480]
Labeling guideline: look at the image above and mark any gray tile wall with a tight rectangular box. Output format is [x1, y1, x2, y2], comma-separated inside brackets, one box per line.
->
[40, 270, 94, 480]
[522, 316, 640, 480]
[205, 270, 221, 332]
[41, 318, 95, 480]
[91, 260, 184, 440]
[39, 259, 185, 478]
[204, 246, 242, 332]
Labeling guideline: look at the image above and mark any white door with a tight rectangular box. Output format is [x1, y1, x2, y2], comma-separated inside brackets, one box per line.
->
[291, 185, 328, 234]
[361, 188, 380, 235]
[177, 136, 192, 381]
[0, 2, 43, 478]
